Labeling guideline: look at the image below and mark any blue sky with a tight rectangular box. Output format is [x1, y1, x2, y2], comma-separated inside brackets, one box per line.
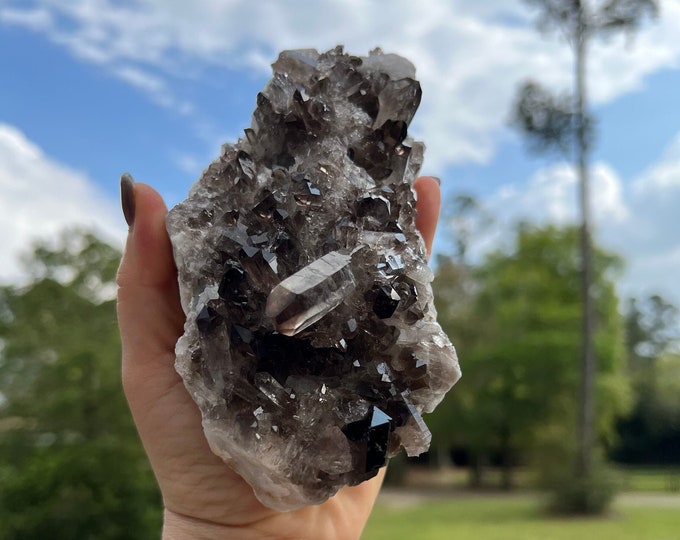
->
[1, 0, 679, 305]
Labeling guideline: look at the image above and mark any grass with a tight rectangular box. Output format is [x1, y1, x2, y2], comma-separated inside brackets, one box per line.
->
[402, 465, 680, 493]
[618, 467, 680, 493]
[362, 494, 680, 540]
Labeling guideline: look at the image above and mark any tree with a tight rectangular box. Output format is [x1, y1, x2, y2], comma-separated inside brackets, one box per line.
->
[430, 255, 479, 477]
[513, 0, 658, 487]
[0, 230, 160, 539]
[430, 194, 492, 480]
[442, 194, 494, 265]
[625, 295, 679, 370]
[432, 224, 630, 490]
[613, 295, 680, 465]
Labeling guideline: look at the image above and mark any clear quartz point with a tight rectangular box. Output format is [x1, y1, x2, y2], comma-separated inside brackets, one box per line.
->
[265, 251, 356, 336]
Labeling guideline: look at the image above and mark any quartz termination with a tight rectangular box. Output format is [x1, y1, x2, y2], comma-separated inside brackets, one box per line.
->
[166, 46, 461, 511]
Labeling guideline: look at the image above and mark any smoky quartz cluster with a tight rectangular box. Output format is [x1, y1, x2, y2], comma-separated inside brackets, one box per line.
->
[166, 46, 460, 511]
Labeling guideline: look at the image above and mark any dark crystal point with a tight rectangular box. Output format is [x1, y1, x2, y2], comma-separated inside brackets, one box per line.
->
[196, 304, 221, 333]
[253, 192, 277, 219]
[373, 285, 401, 319]
[230, 324, 254, 348]
[366, 407, 392, 471]
[294, 181, 323, 206]
[166, 46, 460, 512]
[385, 399, 410, 428]
[218, 263, 248, 305]
[343, 406, 392, 472]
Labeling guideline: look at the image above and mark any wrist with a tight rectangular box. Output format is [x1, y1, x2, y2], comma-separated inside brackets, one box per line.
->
[162, 509, 249, 540]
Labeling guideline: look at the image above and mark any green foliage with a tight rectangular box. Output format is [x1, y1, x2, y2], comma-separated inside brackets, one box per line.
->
[19, 228, 121, 302]
[614, 296, 680, 465]
[594, 0, 659, 35]
[0, 230, 161, 539]
[654, 355, 680, 420]
[429, 257, 478, 453]
[511, 81, 583, 157]
[625, 295, 679, 370]
[0, 441, 159, 540]
[547, 462, 621, 515]
[522, 0, 659, 38]
[383, 452, 409, 487]
[431, 224, 630, 487]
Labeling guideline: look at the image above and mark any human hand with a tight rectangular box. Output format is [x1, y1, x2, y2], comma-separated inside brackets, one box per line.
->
[116, 175, 441, 540]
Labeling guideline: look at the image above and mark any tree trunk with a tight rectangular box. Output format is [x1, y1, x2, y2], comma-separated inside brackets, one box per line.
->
[499, 427, 514, 490]
[501, 463, 514, 491]
[468, 453, 485, 489]
[435, 443, 451, 469]
[575, 11, 596, 480]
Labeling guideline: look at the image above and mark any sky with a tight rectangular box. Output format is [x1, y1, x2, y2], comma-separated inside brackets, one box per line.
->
[1, 0, 679, 306]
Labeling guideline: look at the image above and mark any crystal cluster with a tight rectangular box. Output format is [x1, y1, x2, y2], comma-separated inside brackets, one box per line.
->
[166, 46, 460, 511]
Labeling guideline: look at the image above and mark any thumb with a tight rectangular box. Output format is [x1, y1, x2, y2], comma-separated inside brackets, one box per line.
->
[117, 175, 178, 290]
[116, 175, 185, 402]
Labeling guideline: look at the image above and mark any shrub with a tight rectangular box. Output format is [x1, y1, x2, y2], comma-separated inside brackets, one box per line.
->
[547, 463, 621, 515]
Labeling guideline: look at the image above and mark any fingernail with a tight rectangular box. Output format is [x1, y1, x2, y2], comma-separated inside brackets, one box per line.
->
[120, 173, 136, 227]
[431, 176, 441, 186]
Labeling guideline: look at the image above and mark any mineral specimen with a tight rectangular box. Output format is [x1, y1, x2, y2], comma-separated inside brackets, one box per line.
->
[166, 46, 461, 511]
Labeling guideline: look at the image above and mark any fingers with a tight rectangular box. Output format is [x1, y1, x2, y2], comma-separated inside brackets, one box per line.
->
[413, 176, 441, 259]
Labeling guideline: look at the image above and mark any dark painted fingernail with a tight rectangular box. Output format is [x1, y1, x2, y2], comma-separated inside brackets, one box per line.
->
[120, 173, 136, 227]
[431, 176, 441, 186]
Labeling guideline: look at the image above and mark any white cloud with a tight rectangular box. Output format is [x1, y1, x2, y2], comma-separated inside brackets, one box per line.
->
[2, 0, 679, 170]
[621, 133, 680, 303]
[0, 123, 126, 284]
[480, 133, 680, 305]
[587, 2, 680, 103]
[475, 160, 630, 267]
[487, 161, 629, 228]
[0, 5, 52, 30]
[625, 245, 680, 305]
[634, 133, 680, 192]
[111, 65, 193, 114]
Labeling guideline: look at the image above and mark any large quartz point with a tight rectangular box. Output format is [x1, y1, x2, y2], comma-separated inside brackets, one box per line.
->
[166, 46, 461, 511]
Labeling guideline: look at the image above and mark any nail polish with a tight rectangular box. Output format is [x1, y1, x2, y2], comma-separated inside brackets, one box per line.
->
[120, 173, 136, 227]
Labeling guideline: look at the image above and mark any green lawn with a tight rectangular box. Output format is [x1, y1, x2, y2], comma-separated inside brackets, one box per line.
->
[403, 465, 680, 493]
[619, 467, 680, 493]
[363, 495, 680, 540]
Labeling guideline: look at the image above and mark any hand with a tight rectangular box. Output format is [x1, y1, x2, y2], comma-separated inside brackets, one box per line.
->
[116, 176, 441, 540]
